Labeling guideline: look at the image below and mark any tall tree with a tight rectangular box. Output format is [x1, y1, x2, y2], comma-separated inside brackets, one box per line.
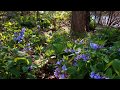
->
[71, 11, 90, 38]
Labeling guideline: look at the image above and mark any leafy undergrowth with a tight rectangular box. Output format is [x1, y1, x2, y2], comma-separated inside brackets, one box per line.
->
[0, 25, 120, 79]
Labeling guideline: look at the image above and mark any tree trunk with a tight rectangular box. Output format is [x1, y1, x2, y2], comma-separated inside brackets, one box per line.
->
[86, 11, 90, 32]
[71, 11, 90, 38]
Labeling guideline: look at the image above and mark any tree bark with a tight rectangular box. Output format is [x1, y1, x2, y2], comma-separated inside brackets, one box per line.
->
[86, 11, 90, 32]
[71, 11, 90, 38]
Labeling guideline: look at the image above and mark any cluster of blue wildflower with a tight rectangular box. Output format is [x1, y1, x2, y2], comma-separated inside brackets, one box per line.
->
[64, 46, 90, 66]
[14, 27, 26, 43]
[54, 59, 68, 79]
[74, 54, 90, 61]
[64, 48, 75, 53]
[64, 48, 82, 55]
[90, 71, 109, 79]
[90, 43, 103, 50]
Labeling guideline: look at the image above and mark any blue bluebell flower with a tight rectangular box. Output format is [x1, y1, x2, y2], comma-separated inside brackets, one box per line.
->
[74, 54, 90, 61]
[90, 72, 102, 79]
[74, 55, 82, 61]
[90, 43, 99, 50]
[56, 61, 61, 65]
[55, 68, 61, 73]
[54, 68, 61, 78]
[14, 27, 26, 43]
[73, 61, 78, 66]
[90, 43, 103, 50]
[81, 54, 90, 61]
[69, 49, 75, 53]
[54, 71, 59, 78]
[90, 71, 95, 78]
[64, 49, 69, 53]
[64, 48, 75, 53]
[94, 74, 101, 79]
[59, 74, 65, 79]
[27, 43, 30, 46]
[90, 71, 109, 79]
[21, 27, 26, 32]
[62, 65, 67, 71]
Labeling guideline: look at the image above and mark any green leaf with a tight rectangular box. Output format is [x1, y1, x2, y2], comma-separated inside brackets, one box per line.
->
[96, 63, 105, 71]
[67, 42, 73, 48]
[9, 68, 20, 78]
[27, 73, 36, 79]
[22, 66, 28, 73]
[105, 68, 112, 77]
[112, 59, 120, 76]
[45, 49, 55, 57]
[63, 55, 68, 61]
[18, 43, 24, 48]
[67, 67, 77, 75]
[90, 65, 94, 71]
[105, 61, 113, 71]
[53, 43, 64, 54]
[104, 56, 109, 63]
[14, 57, 29, 65]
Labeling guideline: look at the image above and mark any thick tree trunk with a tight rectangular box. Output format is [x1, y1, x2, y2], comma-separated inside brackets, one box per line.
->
[71, 11, 90, 38]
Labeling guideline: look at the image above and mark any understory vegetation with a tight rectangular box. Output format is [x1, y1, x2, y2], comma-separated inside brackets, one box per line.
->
[0, 11, 120, 79]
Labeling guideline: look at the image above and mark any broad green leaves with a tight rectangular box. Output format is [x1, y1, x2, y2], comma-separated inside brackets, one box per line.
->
[112, 59, 120, 76]
[53, 43, 65, 54]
